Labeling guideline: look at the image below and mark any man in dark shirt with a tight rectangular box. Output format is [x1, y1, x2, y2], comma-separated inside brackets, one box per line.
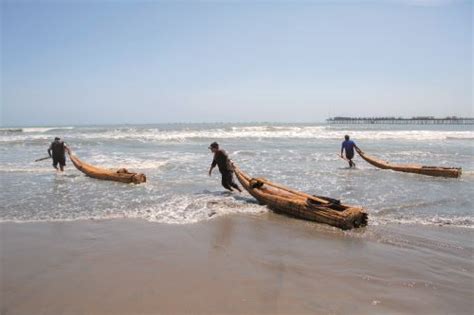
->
[48, 137, 69, 171]
[340, 135, 359, 168]
[208, 142, 242, 192]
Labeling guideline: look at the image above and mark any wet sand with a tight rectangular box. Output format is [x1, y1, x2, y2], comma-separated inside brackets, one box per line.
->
[1, 213, 473, 315]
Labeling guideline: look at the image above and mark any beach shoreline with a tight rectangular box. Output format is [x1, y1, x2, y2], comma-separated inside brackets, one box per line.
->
[1, 214, 473, 315]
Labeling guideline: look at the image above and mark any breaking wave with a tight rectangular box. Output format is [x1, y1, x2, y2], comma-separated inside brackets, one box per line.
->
[0, 126, 75, 134]
[1, 125, 473, 143]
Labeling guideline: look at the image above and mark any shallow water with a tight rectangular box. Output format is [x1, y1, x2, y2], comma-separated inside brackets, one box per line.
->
[1, 123, 473, 228]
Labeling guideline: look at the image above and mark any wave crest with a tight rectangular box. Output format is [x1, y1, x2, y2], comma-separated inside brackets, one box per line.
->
[1, 125, 473, 143]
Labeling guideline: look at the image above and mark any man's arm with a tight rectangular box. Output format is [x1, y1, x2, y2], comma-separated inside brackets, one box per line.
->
[48, 144, 52, 157]
[354, 143, 361, 154]
[340, 144, 344, 157]
[209, 160, 216, 176]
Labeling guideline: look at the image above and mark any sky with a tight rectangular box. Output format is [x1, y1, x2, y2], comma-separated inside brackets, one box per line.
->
[1, 0, 472, 126]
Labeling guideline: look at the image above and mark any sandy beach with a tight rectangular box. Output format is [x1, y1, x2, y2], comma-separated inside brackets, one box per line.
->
[1, 213, 472, 315]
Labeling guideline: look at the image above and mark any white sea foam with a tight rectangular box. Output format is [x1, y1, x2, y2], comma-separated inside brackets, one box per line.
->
[22, 127, 75, 133]
[1, 125, 473, 143]
[370, 214, 474, 228]
[0, 167, 53, 173]
[82, 128, 474, 141]
[83, 155, 170, 170]
[123, 193, 266, 224]
[0, 126, 75, 134]
[0, 192, 267, 224]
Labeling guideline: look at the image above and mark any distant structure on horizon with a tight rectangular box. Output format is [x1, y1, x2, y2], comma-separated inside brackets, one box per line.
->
[326, 116, 474, 125]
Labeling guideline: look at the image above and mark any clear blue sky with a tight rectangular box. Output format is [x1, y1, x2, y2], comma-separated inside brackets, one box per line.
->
[1, 0, 472, 126]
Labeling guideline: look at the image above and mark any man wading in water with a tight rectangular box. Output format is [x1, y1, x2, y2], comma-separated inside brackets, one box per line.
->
[208, 142, 242, 192]
[48, 137, 69, 172]
[341, 135, 359, 168]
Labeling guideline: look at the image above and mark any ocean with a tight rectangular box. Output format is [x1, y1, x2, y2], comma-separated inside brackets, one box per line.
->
[1, 123, 472, 227]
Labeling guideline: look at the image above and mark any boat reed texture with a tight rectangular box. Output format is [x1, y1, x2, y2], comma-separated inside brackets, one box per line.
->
[233, 165, 368, 230]
[68, 151, 146, 184]
[356, 148, 462, 178]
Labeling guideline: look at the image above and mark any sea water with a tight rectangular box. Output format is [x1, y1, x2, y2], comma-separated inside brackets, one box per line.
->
[1, 123, 473, 227]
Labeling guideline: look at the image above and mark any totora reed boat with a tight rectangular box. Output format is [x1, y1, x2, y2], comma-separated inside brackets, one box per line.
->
[233, 165, 367, 230]
[68, 151, 146, 184]
[356, 148, 461, 178]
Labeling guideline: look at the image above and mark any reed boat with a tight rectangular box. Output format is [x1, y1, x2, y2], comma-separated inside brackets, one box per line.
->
[67, 151, 146, 184]
[233, 165, 367, 230]
[355, 148, 461, 178]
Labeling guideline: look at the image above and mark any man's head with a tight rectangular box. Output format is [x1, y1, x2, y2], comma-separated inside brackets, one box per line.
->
[54, 137, 61, 141]
[208, 142, 219, 153]
[344, 135, 350, 141]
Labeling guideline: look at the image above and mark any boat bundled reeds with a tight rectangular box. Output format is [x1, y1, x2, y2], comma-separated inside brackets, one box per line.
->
[356, 148, 461, 178]
[67, 151, 146, 184]
[233, 165, 367, 230]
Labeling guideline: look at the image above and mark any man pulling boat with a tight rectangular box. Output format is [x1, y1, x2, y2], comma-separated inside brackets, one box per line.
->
[341, 135, 359, 168]
[208, 142, 242, 192]
[47, 137, 69, 172]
